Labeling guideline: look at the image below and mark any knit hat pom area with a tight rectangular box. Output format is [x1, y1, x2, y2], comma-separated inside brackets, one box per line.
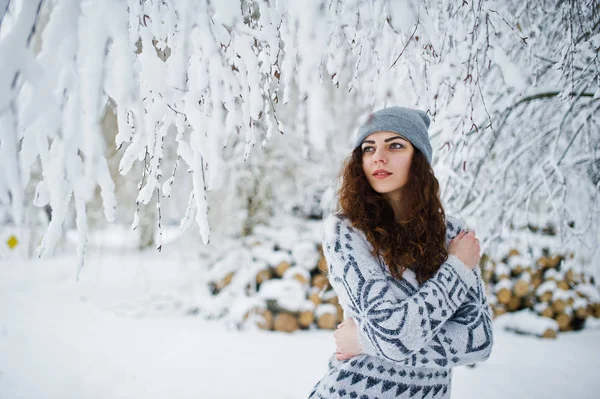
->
[354, 106, 433, 165]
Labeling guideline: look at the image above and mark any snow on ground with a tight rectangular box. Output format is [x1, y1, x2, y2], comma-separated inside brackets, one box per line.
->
[1, 233, 599, 399]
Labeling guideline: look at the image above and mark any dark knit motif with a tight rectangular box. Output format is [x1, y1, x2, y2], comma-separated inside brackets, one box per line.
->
[308, 215, 493, 399]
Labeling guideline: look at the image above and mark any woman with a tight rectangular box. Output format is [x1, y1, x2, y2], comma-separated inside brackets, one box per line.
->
[308, 106, 493, 399]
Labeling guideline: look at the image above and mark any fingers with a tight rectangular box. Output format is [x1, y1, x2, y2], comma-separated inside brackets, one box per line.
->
[458, 230, 479, 242]
[456, 229, 478, 238]
[451, 232, 464, 245]
[462, 230, 476, 239]
[335, 351, 354, 361]
[454, 230, 470, 241]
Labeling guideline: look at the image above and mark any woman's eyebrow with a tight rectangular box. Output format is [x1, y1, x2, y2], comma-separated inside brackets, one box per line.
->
[384, 136, 407, 142]
[361, 136, 407, 145]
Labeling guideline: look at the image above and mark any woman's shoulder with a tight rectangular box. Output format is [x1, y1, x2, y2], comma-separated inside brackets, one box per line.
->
[321, 213, 375, 259]
[322, 213, 367, 242]
[322, 213, 351, 237]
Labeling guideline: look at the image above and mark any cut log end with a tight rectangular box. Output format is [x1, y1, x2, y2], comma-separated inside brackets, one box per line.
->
[507, 296, 521, 311]
[335, 304, 344, 323]
[514, 280, 530, 298]
[256, 269, 272, 285]
[312, 274, 329, 291]
[308, 292, 321, 306]
[539, 307, 554, 319]
[555, 313, 572, 331]
[298, 311, 314, 329]
[274, 312, 299, 333]
[317, 312, 337, 330]
[317, 255, 328, 273]
[541, 328, 557, 339]
[552, 299, 567, 314]
[575, 307, 588, 319]
[492, 305, 507, 318]
[508, 248, 520, 257]
[275, 261, 291, 278]
[497, 288, 512, 305]
[255, 309, 273, 331]
[538, 291, 553, 303]
[215, 272, 234, 291]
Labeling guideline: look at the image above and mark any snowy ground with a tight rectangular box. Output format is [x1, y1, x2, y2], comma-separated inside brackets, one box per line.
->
[1, 236, 600, 399]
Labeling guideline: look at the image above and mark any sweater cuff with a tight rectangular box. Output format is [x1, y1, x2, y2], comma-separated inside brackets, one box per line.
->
[445, 254, 477, 288]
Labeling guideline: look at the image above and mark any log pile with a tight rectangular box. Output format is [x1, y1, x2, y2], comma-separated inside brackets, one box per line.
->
[204, 217, 600, 337]
[486, 248, 600, 338]
[246, 247, 344, 332]
[206, 227, 343, 333]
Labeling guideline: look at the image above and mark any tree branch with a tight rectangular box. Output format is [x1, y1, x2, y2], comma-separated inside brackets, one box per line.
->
[389, 21, 419, 69]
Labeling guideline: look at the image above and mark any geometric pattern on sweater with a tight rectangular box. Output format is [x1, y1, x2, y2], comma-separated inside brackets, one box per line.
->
[309, 355, 453, 399]
[307, 214, 493, 399]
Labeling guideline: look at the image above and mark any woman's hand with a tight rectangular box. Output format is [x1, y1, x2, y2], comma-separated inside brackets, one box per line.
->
[334, 318, 363, 360]
[448, 230, 481, 270]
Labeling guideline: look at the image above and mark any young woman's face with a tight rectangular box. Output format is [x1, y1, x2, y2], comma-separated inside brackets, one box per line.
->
[361, 131, 414, 200]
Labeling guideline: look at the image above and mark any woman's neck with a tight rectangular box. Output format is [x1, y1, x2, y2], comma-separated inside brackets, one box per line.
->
[385, 192, 405, 221]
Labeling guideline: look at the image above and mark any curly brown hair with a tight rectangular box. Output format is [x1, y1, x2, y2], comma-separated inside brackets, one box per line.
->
[337, 146, 448, 284]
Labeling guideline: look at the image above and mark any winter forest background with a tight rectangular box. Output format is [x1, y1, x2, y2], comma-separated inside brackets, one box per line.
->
[1, 0, 599, 398]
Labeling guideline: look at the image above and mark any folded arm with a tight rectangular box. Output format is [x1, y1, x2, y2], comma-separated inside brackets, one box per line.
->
[323, 215, 480, 364]
[409, 265, 494, 367]
[409, 216, 494, 367]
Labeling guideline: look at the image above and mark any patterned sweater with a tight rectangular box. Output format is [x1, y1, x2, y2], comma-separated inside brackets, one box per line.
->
[308, 214, 493, 399]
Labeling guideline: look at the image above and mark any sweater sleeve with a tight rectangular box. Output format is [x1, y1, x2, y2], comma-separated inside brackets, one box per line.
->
[322, 214, 478, 363]
[408, 265, 494, 367]
[413, 216, 494, 367]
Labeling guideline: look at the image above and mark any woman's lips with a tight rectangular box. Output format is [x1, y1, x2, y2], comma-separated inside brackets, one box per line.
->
[373, 172, 392, 179]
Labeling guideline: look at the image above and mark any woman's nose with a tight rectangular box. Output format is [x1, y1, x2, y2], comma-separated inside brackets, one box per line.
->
[373, 147, 387, 163]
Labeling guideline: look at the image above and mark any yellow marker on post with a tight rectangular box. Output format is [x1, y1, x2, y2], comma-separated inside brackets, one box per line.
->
[7, 235, 18, 250]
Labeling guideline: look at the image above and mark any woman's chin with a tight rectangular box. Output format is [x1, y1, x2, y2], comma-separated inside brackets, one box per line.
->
[371, 184, 400, 195]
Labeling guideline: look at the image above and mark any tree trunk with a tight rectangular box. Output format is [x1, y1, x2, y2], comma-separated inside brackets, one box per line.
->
[138, 197, 156, 250]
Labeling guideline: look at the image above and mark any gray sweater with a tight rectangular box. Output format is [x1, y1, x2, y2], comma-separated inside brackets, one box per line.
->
[308, 214, 493, 399]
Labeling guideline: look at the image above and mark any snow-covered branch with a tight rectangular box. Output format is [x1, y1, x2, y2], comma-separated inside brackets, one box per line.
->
[0, 0, 597, 274]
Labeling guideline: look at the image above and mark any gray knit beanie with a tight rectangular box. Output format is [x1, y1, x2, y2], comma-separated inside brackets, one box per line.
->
[354, 106, 433, 164]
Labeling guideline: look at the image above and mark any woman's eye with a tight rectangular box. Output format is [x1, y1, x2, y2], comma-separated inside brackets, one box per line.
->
[390, 143, 404, 149]
[362, 146, 374, 153]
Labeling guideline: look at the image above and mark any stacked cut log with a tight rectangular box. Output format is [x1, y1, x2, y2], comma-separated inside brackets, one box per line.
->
[208, 222, 600, 336]
[209, 237, 344, 333]
[254, 245, 343, 332]
[486, 248, 600, 338]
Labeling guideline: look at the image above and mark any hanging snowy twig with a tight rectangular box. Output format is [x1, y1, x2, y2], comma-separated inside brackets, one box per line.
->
[0, 0, 597, 275]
